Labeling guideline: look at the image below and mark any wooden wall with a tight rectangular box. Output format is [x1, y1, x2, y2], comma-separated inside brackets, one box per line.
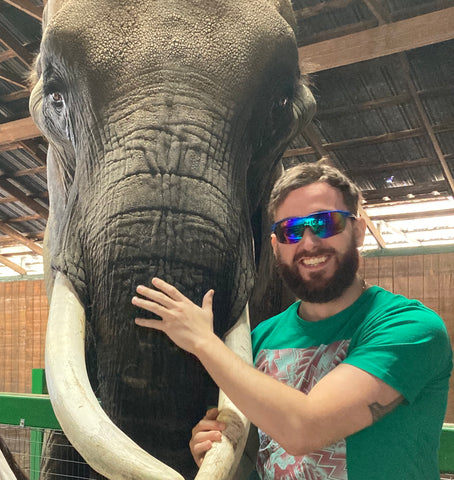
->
[1, 251, 453, 421]
[359, 251, 454, 423]
[0, 279, 48, 393]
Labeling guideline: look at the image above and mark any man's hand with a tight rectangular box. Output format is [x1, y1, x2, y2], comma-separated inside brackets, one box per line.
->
[189, 408, 226, 467]
[132, 277, 215, 355]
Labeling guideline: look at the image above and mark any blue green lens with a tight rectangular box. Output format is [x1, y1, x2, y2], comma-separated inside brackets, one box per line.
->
[272, 210, 354, 244]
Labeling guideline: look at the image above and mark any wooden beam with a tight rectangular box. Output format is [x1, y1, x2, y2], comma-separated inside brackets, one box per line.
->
[0, 26, 34, 67]
[362, 180, 448, 203]
[19, 139, 47, 165]
[0, 117, 42, 146]
[361, 0, 391, 24]
[0, 230, 44, 247]
[0, 254, 27, 275]
[0, 223, 43, 255]
[299, 7, 454, 73]
[12, 165, 47, 177]
[0, 67, 27, 88]
[2, 0, 43, 21]
[369, 207, 454, 222]
[284, 122, 454, 157]
[0, 89, 30, 103]
[0, 177, 48, 219]
[0, 49, 16, 63]
[399, 53, 454, 197]
[7, 213, 42, 223]
[345, 157, 439, 175]
[294, 0, 356, 20]
[316, 85, 454, 119]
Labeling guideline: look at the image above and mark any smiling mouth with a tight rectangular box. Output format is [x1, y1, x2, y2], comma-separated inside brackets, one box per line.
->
[300, 255, 329, 267]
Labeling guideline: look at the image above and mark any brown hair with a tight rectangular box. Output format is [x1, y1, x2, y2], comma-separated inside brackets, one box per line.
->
[268, 161, 362, 220]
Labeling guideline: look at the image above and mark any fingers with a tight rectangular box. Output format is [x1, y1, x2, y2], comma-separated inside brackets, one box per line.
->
[202, 289, 214, 313]
[190, 408, 226, 467]
[191, 438, 218, 467]
[131, 295, 168, 320]
[151, 277, 186, 301]
[134, 317, 164, 330]
[135, 283, 176, 309]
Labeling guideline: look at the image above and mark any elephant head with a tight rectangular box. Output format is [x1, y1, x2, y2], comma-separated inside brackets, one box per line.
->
[29, 1, 315, 478]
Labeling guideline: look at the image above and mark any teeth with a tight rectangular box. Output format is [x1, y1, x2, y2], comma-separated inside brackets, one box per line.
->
[301, 256, 327, 266]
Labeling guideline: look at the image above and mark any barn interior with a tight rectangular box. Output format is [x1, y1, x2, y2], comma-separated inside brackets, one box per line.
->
[0, 0, 454, 478]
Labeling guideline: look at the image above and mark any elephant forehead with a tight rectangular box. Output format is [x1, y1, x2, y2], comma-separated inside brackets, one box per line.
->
[45, 0, 297, 94]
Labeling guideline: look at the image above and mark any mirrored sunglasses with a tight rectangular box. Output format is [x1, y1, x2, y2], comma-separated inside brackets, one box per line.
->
[272, 210, 356, 244]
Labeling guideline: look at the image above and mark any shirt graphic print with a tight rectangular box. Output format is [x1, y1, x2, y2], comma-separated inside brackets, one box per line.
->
[255, 340, 350, 480]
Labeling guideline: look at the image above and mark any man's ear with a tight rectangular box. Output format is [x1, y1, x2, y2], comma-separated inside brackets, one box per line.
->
[271, 233, 278, 256]
[354, 216, 367, 247]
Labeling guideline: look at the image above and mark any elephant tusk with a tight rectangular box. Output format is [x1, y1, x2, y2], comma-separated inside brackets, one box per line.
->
[0, 450, 17, 480]
[195, 305, 252, 480]
[45, 272, 184, 480]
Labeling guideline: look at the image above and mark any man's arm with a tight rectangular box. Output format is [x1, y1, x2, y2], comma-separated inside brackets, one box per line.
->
[132, 279, 404, 456]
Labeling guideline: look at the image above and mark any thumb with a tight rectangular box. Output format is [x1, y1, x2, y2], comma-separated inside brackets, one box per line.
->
[202, 289, 214, 312]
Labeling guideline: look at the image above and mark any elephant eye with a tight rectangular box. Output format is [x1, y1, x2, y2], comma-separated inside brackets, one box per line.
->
[278, 96, 289, 108]
[50, 91, 64, 108]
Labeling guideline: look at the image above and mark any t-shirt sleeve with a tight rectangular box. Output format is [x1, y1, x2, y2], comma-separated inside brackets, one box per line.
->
[343, 306, 452, 404]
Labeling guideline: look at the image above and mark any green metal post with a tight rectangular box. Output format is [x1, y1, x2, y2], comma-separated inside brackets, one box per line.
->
[30, 368, 46, 480]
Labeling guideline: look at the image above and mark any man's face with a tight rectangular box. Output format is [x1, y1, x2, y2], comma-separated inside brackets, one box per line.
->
[271, 182, 366, 303]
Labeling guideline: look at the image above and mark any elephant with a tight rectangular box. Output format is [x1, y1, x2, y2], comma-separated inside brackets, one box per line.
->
[29, 0, 315, 478]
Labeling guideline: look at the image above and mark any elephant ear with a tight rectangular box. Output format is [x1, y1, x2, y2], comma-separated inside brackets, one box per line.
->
[43, 0, 68, 28]
[271, 0, 298, 32]
[247, 78, 315, 217]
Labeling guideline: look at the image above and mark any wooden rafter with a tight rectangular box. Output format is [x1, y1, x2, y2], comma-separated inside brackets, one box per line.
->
[316, 85, 454, 119]
[0, 117, 42, 146]
[2, 0, 43, 21]
[398, 53, 454, 198]
[361, 0, 392, 24]
[0, 89, 30, 103]
[0, 177, 49, 219]
[0, 49, 16, 63]
[0, 25, 34, 67]
[19, 139, 47, 165]
[298, 6, 454, 73]
[345, 157, 440, 175]
[362, 180, 448, 203]
[0, 253, 27, 274]
[0, 222, 43, 255]
[284, 122, 454, 157]
[0, 66, 26, 88]
[370, 208, 454, 222]
[294, 0, 355, 20]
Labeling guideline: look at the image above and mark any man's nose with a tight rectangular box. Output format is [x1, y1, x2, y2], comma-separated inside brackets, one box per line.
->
[297, 227, 321, 249]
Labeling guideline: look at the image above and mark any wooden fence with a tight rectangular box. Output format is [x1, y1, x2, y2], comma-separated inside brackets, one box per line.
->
[1, 249, 454, 421]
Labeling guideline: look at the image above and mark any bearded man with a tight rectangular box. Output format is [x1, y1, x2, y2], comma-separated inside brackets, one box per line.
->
[132, 162, 453, 480]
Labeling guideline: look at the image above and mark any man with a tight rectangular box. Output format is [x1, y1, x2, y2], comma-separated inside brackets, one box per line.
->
[132, 162, 452, 479]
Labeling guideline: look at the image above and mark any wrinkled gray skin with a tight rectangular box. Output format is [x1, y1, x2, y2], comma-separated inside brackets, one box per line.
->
[30, 0, 315, 478]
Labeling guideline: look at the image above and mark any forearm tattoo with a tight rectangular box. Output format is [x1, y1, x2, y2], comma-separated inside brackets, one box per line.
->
[368, 395, 405, 423]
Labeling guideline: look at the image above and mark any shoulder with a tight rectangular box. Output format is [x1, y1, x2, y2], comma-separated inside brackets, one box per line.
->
[363, 286, 447, 334]
[348, 287, 452, 389]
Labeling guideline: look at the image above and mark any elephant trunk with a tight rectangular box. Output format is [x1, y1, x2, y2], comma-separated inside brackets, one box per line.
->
[50, 111, 255, 476]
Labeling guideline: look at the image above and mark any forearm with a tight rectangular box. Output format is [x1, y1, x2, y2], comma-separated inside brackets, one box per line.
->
[195, 334, 319, 455]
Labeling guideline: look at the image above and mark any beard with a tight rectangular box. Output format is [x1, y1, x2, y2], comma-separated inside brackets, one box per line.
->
[275, 235, 360, 303]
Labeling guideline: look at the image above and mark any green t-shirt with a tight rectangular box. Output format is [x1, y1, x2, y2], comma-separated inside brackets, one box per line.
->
[251, 286, 452, 480]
